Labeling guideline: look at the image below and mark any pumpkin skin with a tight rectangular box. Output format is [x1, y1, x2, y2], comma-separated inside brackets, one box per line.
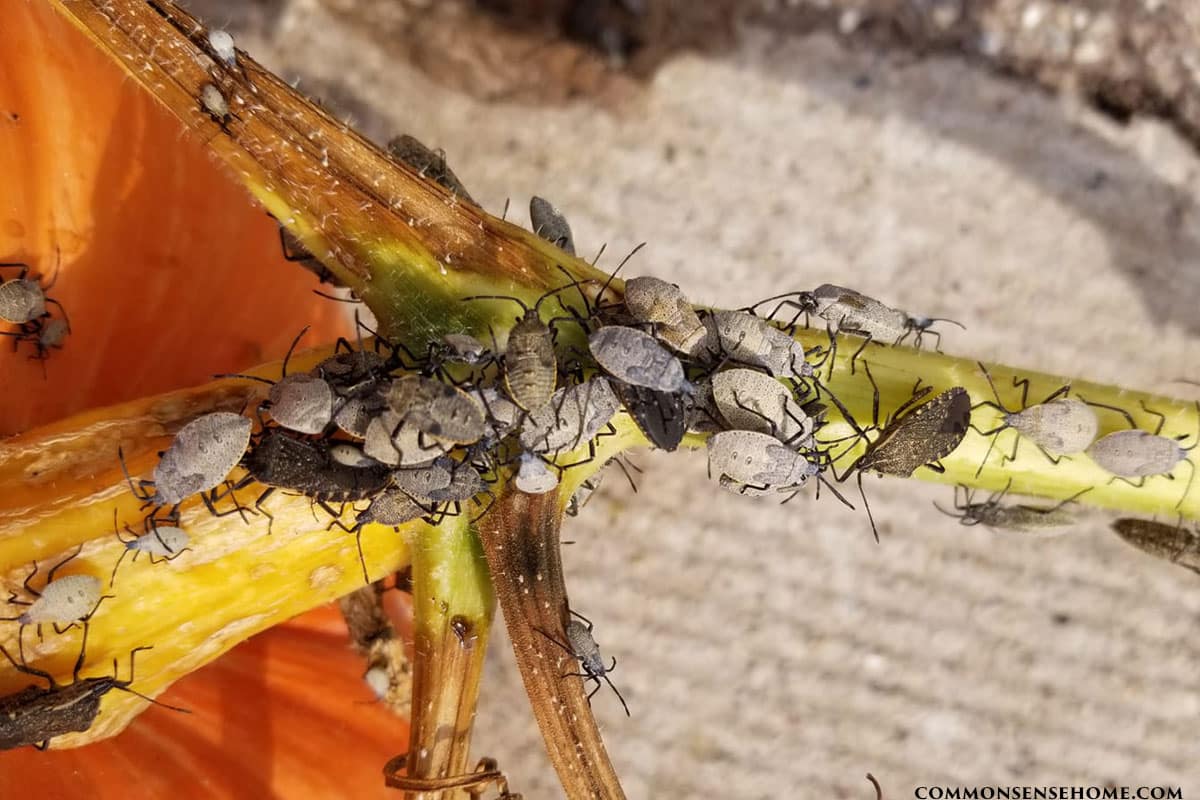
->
[0, 5, 408, 796]
[0, 0, 347, 435]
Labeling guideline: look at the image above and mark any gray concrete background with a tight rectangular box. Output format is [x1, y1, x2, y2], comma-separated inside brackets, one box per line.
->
[189, 1, 1200, 796]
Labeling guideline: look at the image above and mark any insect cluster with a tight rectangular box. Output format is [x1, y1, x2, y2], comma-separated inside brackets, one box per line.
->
[0, 256, 70, 365]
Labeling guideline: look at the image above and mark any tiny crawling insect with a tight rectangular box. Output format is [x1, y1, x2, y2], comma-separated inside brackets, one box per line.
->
[391, 461, 454, 502]
[386, 134, 476, 204]
[710, 368, 814, 448]
[341, 487, 426, 532]
[218, 328, 335, 435]
[108, 512, 190, 587]
[971, 363, 1097, 476]
[0, 626, 188, 751]
[121, 411, 254, 517]
[0, 258, 70, 362]
[701, 310, 813, 379]
[838, 368, 971, 541]
[588, 325, 688, 393]
[706, 429, 820, 495]
[622, 275, 706, 354]
[519, 378, 620, 455]
[529, 195, 576, 256]
[612, 380, 688, 452]
[0, 261, 51, 324]
[1, 546, 110, 639]
[1083, 399, 1200, 505]
[1111, 518, 1200, 576]
[363, 413, 448, 467]
[933, 481, 1089, 533]
[536, 610, 630, 717]
[207, 29, 236, 67]
[765, 284, 964, 371]
[387, 375, 487, 445]
[462, 283, 589, 412]
[383, 753, 522, 798]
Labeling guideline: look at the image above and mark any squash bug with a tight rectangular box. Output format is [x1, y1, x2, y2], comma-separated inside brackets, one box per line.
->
[0, 625, 187, 751]
[536, 609, 630, 717]
[1111, 518, 1200, 576]
[933, 481, 1088, 532]
[1, 547, 110, 641]
[971, 363, 1097, 476]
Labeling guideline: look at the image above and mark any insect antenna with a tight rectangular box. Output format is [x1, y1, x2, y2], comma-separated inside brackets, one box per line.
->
[601, 667, 631, 717]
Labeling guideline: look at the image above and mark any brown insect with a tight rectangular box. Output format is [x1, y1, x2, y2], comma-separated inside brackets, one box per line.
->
[462, 282, 591, 412]
[838, 365, 971, 541]
[0, 626, 186, 751]
[1111, 518, 1200, 576]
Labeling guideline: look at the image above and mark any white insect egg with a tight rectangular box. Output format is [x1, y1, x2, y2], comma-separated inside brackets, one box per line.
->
[364, 666, 389, 700]
[207, 29, 236, 66]
[200, 83, 229, 121]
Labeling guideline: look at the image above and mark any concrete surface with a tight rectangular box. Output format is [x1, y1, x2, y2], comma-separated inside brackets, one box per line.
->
[189, 1, 1200, 796]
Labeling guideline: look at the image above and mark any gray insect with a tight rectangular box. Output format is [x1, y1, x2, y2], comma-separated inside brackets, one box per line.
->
[425, 463, 485, 504]
[972, 363, 1097, 476]
[347, 488, 426, 529]
[519, 378, 620, 455]
[1, 549, 108, 640]
[701, 310, 812, 379]
[462, 287, 580, 412]
[622, 276, 706, 354]
[1084, 400, 1198, 503]
[514, 452, 559, 495]
[1111, 518, 1200, 576]
[0, 627, 186, 751]
[391, 462, 454, 502]
[711, 368, 814, 447]
[530, 196, 576, 256]
[0, 275, 46, 324]
[0, 259, 69, 362]
[363, 414, 447, 468]
[32, 318, 70, 359]
[219, 329, 334, 435]
[199, 83, 230, 123]
[537, 610, 629, 717]
[799, 284, 963, 365]
[589, 326, 687, 393]
[386, 134, 475, 204]
[266, 374, 334, 435]
[934, 482, 1087, 532]
[109, 514, 190, 586]
[841, 372, 972, 541]
[387, 375, 486, 445]
[207, 29, 237, 67]
[706, 430, 819, 493]
[123, 411, 253, 510]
